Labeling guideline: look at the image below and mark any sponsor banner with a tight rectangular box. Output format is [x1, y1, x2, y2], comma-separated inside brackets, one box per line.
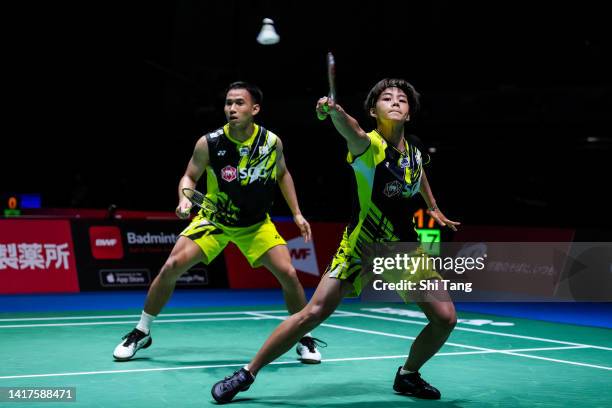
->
[0, 220, 79, 294]
[71, 220, 228, 291]
[360, 241, 612, 302]
[225, 221, 346, 289]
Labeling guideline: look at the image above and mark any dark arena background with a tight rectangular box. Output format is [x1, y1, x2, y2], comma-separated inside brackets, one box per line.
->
[1, 1, 611, 407]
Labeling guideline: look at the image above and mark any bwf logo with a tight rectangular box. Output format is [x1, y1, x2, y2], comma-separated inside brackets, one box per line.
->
[221, 165, 237, 182]
[96, 238, 117, 247]
[287, 237, 319, 276]
[89, 226, 124, 259]
[290, 248, 311, 260]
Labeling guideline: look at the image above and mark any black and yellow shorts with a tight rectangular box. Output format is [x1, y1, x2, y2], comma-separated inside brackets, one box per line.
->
[180, 213, 286, 267]
[326, 228, 441, 298]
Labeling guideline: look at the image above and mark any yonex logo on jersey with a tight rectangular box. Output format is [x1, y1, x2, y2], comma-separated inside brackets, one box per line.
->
[217, 150, 226, 156]
[221, 165, 237, 182]
[383, 180, 403, 198]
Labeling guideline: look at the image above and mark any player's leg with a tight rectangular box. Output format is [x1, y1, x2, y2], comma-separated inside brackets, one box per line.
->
[113, 218, 226, 361]
[236, 217, 304, 310]
[250, 273, 351, 373]
[112, 237, 205, 361]
[259, 245, 327, 363]
[211, 273, 352, 403]
[240, 218, 324, 363]
[258, 245, 306, 314]
[142, 236, 206, 316]
[393, 285, 456, 399]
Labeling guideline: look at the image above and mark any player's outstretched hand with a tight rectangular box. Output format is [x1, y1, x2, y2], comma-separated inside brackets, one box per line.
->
[294, 214, 312, 243]
[427, 208, 460, 232]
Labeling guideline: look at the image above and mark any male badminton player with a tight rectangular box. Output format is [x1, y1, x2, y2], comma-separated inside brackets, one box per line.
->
[112, 82, 324, 364]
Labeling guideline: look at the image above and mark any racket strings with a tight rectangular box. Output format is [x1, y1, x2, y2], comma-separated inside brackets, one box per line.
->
[183, 188, 218, 213]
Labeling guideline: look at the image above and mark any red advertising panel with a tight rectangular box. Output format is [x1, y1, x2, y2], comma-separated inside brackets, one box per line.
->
[0, 220, 79, 294]
[225, 221, 346, 289]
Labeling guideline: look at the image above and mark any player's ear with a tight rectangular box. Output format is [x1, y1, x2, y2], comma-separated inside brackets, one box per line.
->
[252, 104, 261, 115]
[369, 108, 377, 118]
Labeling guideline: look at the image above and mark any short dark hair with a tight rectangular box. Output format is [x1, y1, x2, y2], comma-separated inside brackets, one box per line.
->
[363, 78, 420, 118]
[225, 81, 263, 105]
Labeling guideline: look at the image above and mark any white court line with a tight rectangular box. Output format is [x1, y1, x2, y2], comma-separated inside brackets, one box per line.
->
[0, 312, 352, 329]
[0, 317, 266, 329]
[4, 308, 609, 353]
[2, 309, 610, 370]
[437, 345, 589, 355]
[246, 312, 495, 352]
[346, 310, 612, 351]
[247, 312, 612, 371]
[0, 310, 289, 322]
[0, 346, 590, 380]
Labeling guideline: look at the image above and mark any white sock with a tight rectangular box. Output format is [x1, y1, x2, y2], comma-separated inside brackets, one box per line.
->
[136, 311, 156, 334]
[243, 365, 255, 378]
[400, 367, 415, 375]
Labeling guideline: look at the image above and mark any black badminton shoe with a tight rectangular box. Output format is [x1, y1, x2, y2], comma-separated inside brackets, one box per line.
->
[393, 367, 441, 399]
[211, 368, 255, 403]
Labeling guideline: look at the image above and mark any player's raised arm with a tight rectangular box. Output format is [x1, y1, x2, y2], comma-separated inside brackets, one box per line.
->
[316, 96, 370, 157]
[176, 135, 210, 219]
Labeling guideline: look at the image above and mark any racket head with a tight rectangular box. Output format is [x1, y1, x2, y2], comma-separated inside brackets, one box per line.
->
[182, 187, 217, 213]
[327, 52, 336, 100]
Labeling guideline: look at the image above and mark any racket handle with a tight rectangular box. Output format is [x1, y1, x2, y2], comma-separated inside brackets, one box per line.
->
[316, 104, 330, 120]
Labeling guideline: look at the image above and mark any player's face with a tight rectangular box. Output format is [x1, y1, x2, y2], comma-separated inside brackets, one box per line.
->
[224, 89, 260, 126]
[373, 87, 410, 123]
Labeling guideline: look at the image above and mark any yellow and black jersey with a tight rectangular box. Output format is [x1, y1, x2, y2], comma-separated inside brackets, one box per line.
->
[203, 123, 278, 227]
[346, 130, 424, 246]
[327, 130, 438, 297]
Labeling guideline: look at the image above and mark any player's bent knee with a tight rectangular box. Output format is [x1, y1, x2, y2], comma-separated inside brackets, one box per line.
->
[159, 257, 184, 281]
[278, 266, 300, 286]
[432, 311, 457, 330]
[299, 304, 333, 328]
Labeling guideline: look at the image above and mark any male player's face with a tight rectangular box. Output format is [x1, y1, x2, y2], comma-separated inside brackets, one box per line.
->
[224, 88, 260, 127]
[373, 87, 410, 123]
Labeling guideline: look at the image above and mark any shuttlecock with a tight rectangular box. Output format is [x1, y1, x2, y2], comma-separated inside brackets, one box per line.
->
[257, 18, 280, 45]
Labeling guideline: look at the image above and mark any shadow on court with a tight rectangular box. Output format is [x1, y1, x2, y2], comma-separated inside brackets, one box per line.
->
[232, 397, 475, 407]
